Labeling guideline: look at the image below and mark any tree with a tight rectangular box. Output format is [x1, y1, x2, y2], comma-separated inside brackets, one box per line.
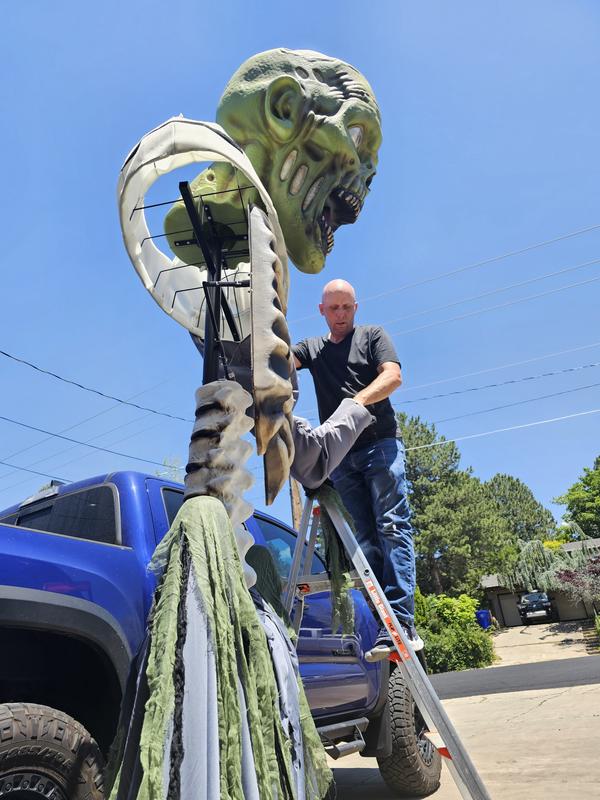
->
[555, 556, 600, 610]
[483, 473, 556, 541]
[555, 456, 600, 539]
[500, 538, 593, 594]
[397, 414, 517, 597]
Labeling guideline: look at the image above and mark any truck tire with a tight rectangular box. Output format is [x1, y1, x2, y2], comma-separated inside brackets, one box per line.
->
[0, 703, 104, 799]
[376, 668, 442, 797]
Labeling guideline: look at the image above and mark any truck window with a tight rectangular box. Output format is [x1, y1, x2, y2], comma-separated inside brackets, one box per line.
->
[15, 486, 118, 544]
[162, 488, 184, 526]
[253, 517, 326, 578]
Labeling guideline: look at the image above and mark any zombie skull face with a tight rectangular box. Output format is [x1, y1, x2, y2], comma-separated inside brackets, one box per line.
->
[217, 49, 381, 274]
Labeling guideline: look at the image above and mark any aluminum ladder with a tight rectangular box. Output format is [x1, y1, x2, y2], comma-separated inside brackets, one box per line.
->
[283, 494, 492, 800]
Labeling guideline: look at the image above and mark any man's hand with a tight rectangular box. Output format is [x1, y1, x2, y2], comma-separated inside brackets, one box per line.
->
[354, 362, 402, 406]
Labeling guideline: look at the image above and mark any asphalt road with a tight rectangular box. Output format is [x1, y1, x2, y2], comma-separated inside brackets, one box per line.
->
[430, 653, 600, 698]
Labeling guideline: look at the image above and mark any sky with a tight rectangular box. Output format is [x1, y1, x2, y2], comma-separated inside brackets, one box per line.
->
[0, 1, 599, 527]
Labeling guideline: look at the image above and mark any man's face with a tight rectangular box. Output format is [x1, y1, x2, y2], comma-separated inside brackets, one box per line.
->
[319, 290, 357, 339]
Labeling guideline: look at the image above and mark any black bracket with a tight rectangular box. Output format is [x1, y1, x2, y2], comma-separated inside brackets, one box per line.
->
[178, 181, 246, 383]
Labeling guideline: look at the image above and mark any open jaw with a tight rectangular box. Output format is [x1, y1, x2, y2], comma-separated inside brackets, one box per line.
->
[300, 178, 364, 256]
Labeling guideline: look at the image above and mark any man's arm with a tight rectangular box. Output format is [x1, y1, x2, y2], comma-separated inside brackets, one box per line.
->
[354, 362, 402, 406]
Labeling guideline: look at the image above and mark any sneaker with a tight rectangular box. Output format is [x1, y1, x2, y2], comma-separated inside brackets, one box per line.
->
[365, 623, 424, 662]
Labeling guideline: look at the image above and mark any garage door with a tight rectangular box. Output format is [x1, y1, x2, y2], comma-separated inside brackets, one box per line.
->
[498, 593, 523, 626]
[553, 593, 588, 621]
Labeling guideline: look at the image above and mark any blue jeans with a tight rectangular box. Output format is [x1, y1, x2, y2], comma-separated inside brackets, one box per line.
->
[331, 437, 415, 625]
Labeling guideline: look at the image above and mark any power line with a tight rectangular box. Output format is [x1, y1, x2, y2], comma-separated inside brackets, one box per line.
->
[381, 256, 600, 327]
[293, 356, 600, 421]
[431, 380, 600, 424]
[0, 417, 185, 497]
[0, 413, 172, 469]
[0, 349, 192, 423]
[400, 340, 600, 393]
[390, 273, 600, 337]
[0, 460, 70, 485]
[0, 380, 169, 478]
[405, 407, 600, 451]
[288, 220, 600, 322]
[394, 361, 600, 406]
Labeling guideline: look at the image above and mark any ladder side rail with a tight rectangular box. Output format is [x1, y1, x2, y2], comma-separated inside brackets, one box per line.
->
[282, 496, 314, 615]
[321, 499, 492, 800]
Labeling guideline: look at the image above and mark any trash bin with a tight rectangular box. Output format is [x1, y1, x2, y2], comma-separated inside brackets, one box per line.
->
[475, 609, 492, 630]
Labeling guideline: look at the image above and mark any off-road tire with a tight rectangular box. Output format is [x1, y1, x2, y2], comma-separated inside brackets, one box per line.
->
[0, 703, 104, 799]
[376, 667, 442, 797]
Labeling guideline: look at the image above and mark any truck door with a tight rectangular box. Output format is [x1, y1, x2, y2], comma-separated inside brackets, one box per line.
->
[248, 514, 379, 719]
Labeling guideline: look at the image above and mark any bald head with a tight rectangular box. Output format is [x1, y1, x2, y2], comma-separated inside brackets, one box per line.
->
[319, 278, 358, 342]
[322, 279, 356, 304]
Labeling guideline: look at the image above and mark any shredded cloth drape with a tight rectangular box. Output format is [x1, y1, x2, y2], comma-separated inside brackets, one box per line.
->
[312, 484, 357, 635]
[107, 495, 332, 800]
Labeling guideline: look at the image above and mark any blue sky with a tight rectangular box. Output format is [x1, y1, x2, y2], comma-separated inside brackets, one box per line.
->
[1, 1, 599, 526]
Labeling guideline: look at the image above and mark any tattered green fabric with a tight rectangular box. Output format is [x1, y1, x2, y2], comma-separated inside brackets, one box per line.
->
[314, 484, 356, 635]
[111, 495, 332, 800]
[246, 543, 290, 625]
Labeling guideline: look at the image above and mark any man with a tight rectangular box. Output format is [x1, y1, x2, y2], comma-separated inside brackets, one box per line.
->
[293, 279, 422, 653]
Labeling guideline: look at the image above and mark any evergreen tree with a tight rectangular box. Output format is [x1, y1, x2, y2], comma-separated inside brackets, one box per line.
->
[484, 473, 556, 541]
[397, 413, 517, 596]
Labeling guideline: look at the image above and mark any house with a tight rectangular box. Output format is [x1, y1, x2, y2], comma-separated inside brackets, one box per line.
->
[481, 538, 600, 627]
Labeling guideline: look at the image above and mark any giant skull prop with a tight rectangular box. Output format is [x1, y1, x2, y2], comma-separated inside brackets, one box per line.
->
[119, 48, 381, 521]
[165, 48, 382, 274]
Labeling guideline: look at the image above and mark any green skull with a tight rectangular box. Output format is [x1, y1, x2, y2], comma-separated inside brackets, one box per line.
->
[164, 48, 382, 274]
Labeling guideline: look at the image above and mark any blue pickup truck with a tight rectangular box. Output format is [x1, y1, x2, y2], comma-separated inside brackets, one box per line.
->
[0, 471, 440, 799]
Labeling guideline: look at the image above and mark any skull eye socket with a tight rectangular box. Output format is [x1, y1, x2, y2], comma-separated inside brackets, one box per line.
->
[348, 125, 363, 149]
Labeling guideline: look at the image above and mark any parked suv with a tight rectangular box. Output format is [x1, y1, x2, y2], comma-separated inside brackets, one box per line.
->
[517, 591, 557, 624]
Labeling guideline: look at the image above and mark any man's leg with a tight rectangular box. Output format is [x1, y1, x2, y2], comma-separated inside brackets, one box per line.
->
[330, 454, 382, 579]
[364, 438, 416, 626]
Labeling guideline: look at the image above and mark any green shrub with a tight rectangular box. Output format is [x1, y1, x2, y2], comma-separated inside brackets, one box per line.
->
[423, 625, 495, 674]
[595, 613, 600, 640]
[414, 588, 496, 672]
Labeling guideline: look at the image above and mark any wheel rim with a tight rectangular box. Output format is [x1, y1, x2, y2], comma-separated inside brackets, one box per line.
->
[414, 703, 437, 766]
[0, 771, 67, 800]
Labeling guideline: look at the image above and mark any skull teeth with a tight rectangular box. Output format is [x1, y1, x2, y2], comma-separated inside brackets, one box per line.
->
[319, 214, 334, 255]
[335, 187, 362, 218]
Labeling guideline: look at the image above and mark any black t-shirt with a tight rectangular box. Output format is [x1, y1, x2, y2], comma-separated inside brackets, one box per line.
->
[293, 325, 400, 451]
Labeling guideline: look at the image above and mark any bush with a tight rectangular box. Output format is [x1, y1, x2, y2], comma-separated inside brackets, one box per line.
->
[595, 613, 600, 640]
[424, 625, 495, 674]
[414, 588, 496, 673]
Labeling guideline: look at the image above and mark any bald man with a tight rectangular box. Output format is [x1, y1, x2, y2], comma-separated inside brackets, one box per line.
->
[293, 279, 422, 654]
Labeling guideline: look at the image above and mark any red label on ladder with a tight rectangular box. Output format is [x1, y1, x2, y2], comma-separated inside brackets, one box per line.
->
[364, 577, 411, 661]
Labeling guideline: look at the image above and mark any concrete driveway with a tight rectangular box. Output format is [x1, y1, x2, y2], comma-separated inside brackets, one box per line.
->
[331, 681, 600, 799]
[491, 620, 595, 666]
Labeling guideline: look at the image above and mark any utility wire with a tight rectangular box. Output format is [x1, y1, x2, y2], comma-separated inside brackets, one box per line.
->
[393, 361, 600, 406]
[0, 349, 192, 423]
[431, 380, 600, 424]
[288, 221, 600, 322]
[381, 256, 600, 327]
[294, 359, 600, 421]
[0, 380, 168, 478]
[400, 340, 600, 393]
[0, 417, 185, 497]
[0, 460, 70, 485]
[405, 407, 600, 451]
[390, 273, 600, 337]
[0, 414, 172, 469]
